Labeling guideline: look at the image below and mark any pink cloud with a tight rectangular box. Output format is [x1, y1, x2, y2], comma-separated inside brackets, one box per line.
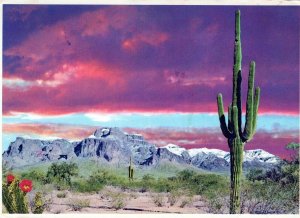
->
[3, 123, 94, 141]
[122, 31, 169, 52]
[4, 6, 137, 81]
[80, 6, 137, 37]
[3, 6, 299, 116]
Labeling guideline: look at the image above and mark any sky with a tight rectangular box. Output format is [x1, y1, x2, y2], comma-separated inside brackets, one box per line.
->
[2, 5, 299, 159]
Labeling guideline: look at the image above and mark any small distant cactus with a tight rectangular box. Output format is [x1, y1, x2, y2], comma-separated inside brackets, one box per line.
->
[128, 157, 134, 181]
[2, 174, 44, 214]
[32, 192, 45, 214]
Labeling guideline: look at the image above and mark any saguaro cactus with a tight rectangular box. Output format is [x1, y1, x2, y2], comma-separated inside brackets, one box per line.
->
[217, 10, 260, 214]
[128, 157, 134, 181]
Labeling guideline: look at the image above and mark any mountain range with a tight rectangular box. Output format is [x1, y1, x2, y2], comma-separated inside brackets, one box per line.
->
[2, 127, 281, 172]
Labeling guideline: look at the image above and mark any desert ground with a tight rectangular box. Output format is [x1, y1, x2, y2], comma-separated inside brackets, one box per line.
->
[44, 186, 208, 214]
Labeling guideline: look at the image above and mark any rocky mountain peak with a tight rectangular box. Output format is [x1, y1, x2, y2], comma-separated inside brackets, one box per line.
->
[2, 127, 281, 172]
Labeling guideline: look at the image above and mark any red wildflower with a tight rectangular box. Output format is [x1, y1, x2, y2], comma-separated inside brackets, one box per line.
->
[19, 180, 33, 193]
[6, 174, 15, 184]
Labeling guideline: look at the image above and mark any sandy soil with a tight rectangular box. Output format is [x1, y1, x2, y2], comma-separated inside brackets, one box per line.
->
[44, 186, 208, 214]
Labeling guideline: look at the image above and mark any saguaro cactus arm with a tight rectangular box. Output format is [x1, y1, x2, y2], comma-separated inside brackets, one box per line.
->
[243, 61, 255, 140]
[228, 104, 233, 132]
[243, 63, 261, 142]
[252, 87, 261, 134]
[217, 94, 231, 138]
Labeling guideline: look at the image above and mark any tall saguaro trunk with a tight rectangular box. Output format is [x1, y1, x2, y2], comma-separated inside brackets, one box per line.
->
[229, 138, 243, 213]
[216, 10, 260, 214]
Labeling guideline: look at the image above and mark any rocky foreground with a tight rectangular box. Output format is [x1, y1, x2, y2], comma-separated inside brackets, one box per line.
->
[3, 127, 281, 171]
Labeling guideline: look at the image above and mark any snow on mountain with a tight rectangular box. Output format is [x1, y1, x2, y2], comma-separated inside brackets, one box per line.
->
[188, 148, 228, 158]
[88, 135, 96, 139]
[161, 144, 279, 164]
[244, 149, 280, 163]
[162, 144, 186, 156]
[184, 147, 280, 163]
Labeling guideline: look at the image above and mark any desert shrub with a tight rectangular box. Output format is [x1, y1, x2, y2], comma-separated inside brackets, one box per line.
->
[244, 154, 299, 214]
[286, 142, 299, 161]
[56, 192, 67, 198]
[180, 196, 193, 208]
[21, 170, 46, 183]
[72, 179, 104, 193]
[152, 193, 165, 207]
[206, 193, 229, 214]
[246, 169, 265, 182]
[46, 162, 78, 188]
[167, 190, 181, 206]
[177, 171, 229, 198]
[129, 192, 138, 199]
[106, 191, 126, 210]
[140, 174, 155, 191]
[69, 199, 90, 211]
[280, 164, 299, 185]
[177, 169, 197, 181]
[241, 181, 298, 214]
[89, 170, 117, 184]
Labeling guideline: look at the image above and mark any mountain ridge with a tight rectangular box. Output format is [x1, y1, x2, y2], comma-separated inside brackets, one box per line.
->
[2, 127, 281, 172]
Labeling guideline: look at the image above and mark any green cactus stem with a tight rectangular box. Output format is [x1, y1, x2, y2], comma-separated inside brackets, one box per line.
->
[2, 182, 17, 213]
[128, 157, 134, 181]
[217, 10, 260, 214]
[32, 192, 45, 214]
[2, 179, 29, 213]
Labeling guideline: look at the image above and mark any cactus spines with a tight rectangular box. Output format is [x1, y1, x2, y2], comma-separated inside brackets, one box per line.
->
[2, 178, 30, 213]
[2, 181, 17, 213]
[217, 10, 260, 214]
[32, 192, 45, 214]
[128, 157, 134, 181]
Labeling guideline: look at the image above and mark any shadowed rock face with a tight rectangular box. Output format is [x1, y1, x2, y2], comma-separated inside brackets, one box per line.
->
[2, 127, 281, 171]
[191, 153, 229, 171]
[3, 137, 76, 167]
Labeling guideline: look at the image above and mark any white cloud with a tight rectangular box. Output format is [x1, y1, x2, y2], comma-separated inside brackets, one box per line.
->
[84, 113, 116, 122]
[3, 78, 34, 89]
[3, 65, 74, 89]
[4, 112, 67, 120]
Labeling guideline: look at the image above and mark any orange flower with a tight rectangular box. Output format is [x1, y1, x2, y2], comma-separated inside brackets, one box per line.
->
[6, 174, 15, 184]
[19, 179, 32, 193]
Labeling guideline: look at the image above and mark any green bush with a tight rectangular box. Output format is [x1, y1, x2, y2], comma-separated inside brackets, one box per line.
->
[72, 179, 104, 193]
[69, 199, 90, 211]
[21, 170, 46, 183]
[46, 162, 78, 187]
[56, 192, 67, 198]
[243, 157, 299, 214]
[177, 169, 196, 181]
[246, 169, 265, 182]
[89, 170, 117, 185]
[241, 180, 298, 214]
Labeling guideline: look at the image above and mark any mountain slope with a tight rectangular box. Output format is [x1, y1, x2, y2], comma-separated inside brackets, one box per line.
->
[2, 127, 281, 171]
